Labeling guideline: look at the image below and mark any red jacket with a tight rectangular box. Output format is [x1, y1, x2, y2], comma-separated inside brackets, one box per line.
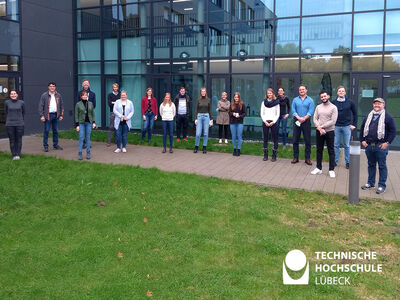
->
[141, 97, 158, 116]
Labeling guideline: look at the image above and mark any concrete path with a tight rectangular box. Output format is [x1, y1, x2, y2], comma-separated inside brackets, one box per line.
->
[1, 136, 399, 202]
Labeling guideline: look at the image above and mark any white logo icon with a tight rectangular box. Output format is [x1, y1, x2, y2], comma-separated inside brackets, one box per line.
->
[283, 249, 309, 285]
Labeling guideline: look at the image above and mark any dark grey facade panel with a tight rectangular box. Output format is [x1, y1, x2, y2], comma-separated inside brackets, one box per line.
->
[0, 19, 21, 55]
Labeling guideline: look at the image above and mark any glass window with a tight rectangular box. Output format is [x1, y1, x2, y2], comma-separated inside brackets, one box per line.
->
[122, 60, 150, 74]
[171, 0, 206, 25]
[104, 38, 118, 60]
[232, 0, 273, 20]
[121, 29, 150, 59]
[385, 11, 400, 52]
[0, 55, 19, 71]
[119, 3, 151, 29]
[153, 1, 170, 28]
[172, 74, 205, 117]
[153, 28, 170, 59]
[78, 62, 101, 74]
[302, 0, 352, 15]
[354, 0, 384, 11]
[102, 5, 118, 32]
[209, 0, 230, 23]
[121, 75, 147, 129]
[302, 15, 351, 54]
[78, 39, 100, 60]
[232, 58, 270, 73]
[103, 0, 118, 5]
[275, 0, 300, 18]
[384, 53, 400, 71]
[209, 59, 229, 73]
[77, 8, 101, 32]
[301, 55, 351, 72]
[353, 12, 384, 52]
[232, 21, 273, 57]
[171, 59, 207, 74]
[275, 18, 300, 55]
[172, 26, 206, 58]
[104, 61, 118, 74]
[387, 0, 400, 9]
[209, 23, 230, 57]
[0, 0, 18, 21]
[352, 53, 382, 71]
[274, 56, 299, 72]
[77, 0, 99, 8]
[153, 61, 170, 74]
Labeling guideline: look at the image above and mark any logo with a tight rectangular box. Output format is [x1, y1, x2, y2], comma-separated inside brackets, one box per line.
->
[283, 249, 309, 285]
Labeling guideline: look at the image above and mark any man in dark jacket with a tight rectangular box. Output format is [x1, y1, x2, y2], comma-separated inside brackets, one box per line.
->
[38, 82, 64, 152]
[107, 83, 120, 146]
[173, 87, 191, 141]
[76, 79, 96, 108]
[360, 98, 396, 194]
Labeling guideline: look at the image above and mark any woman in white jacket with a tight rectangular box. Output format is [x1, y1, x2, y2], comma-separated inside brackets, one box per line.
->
[113, 90, 134, 153]
[260, 88, 280, 161]
[159, 93, 176, 153]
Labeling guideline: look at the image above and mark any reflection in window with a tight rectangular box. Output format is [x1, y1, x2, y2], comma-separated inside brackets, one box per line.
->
[384, 53, 400, 71]
[0, 55, 19, 71]
[274, 57, 299, 72]
[121, 75, 147, 129]
[387, 0, 400, 9]
[78, 39, 101, 60]
[275, 18, 300, 55]
[103, 5, 118, 33]
[209, 0, 230, 22]
[300, 73, 350, 102]
[209, 59, 229, 73]
[352, 53, 382, 71]
[153, 1, 170, 28]
[385, 11, 400, 52]
[275, 0, 299, 18]
[120, 3, 150, 29]
[121, 29, 150, 60]
[0, 0, 18, 21]
[232, 58, 270, 73]
[77, 8, 101, 32]
[172, 0, 205, 25]
[77, 0, 100, 8]
[302, 0, 351, 15]
[353, 12, 384, 52]
[301, 55, 350, 72]
[302, 15, 351, 54]
[354, 0, 383, 11]
[209, 23, 229, 57]
[153, 28, 170, 59]
[172, 26, 206, 58]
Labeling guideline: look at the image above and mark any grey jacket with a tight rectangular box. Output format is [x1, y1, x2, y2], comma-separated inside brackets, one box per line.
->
[38, 91, 64, 120]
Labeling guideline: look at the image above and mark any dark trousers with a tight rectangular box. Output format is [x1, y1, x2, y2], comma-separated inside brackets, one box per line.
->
[43, 112, 59, 148]
[162, 120, 173, 149]
[316, 130, 335, 171]
[262, 122, 278, 150]
[365, 145, 388, 189]
[176, 114, 188, 139]
[107, 112, 115, 144]
[6, 125, 24, 156]
[218, 124, 229, 139]
[293, 119, 311, 160]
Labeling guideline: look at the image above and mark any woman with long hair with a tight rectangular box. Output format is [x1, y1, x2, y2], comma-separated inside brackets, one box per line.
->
[276, 87, 290, 149]
[159, 93, 176, 153]
[260, 88, 280, 161]
[194, 87, 213, 154]
[113, 91, 134, 153]
[141, 87, 158, 143]
[229, 92, 246, 156]
[5, 90, 25, 160]
[216, 91, 230, 144]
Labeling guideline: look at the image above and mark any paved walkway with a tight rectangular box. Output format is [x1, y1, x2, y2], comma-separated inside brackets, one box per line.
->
[1, 136, 399, 202]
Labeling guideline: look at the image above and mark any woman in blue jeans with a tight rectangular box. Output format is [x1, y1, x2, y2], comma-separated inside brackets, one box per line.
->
[75, 91, 97, 160]
[159, 93, 176, 153]
[194, 87, 213, 154]
[141, 87, 158, 142]
[229, 92, 246, 156]
[113, 91, 134, 153]
[276, 87, 290, 149]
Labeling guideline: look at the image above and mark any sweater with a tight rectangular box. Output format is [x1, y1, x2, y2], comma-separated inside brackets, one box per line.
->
[5, 99, 25, 126]
[159, 103, 176, 121]
[260, 100, 280, 123]
[229, 103, 246, 124]
[108, 91, 120, 112]
[76, 88, 96, 108]
[313, 101, 338, 132]
[277, 95, 290, 116]
[331, 97, 357, 127]
[360, 112, 396, 144]
[195, 97, 212, 119]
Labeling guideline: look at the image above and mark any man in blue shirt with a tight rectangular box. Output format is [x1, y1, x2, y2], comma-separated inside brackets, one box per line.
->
[291, 84, 315, 165]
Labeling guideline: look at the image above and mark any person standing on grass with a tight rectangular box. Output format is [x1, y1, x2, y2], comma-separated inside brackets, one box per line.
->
[216, 91, 230, 144]
[5, 90, 25, 160]
[276, 87, 290, 149]
[260, 88, 280, 162]
[291, 84, 314, 165]
[75, 91, 97, 160]
[39, 82, 64, 152]
[141, 87, 158, 143]
[174, 87, 191, 142]
[107, 83, 120, 147]
[331, 85, 357, 169]
[311, 90, 338, 178]
[194, 87, 213, 154]
[160, 93, 176, 153]
[229, 92, 246, 156]
[360, 98, 396, 195]
[113, 91, 134, 153]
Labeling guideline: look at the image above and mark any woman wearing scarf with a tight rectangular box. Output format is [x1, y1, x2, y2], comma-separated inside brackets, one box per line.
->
[260, 88, 280, 161]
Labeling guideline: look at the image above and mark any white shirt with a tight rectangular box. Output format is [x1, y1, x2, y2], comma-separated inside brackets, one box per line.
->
[49, 93, 57, 113]
[160, 103, 176, 121]
[260, 101, 280, 123]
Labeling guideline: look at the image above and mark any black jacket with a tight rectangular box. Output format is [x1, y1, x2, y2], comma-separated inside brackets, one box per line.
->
[173, 93, 191, 118]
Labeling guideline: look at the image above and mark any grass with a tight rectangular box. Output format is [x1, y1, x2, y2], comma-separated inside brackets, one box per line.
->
[57, 129, 329, 161]
[1, 153, 399, 299]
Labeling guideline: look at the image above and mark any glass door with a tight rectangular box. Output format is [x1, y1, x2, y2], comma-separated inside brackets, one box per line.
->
[209, 75, 229, 122]
[0, 76, 18, 136]
[383, 74, 400, 147]
[274, 74, 299, 102]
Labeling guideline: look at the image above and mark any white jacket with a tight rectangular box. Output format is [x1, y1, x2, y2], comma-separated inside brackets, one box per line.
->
[160, 103, 176, 121]
[114, 99, 134, 130]
[260, 101, 280, 123]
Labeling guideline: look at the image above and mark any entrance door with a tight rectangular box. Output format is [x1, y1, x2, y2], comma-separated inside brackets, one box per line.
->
[0, 76, 18, 136]
[383, 74, 400, 147]
[209, 75, 229, 121]
[104, 76, 120, 128]
[274, 74, 299, 102]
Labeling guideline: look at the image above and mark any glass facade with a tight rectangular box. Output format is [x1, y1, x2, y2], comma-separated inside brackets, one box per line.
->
[75, 0, 400, 145]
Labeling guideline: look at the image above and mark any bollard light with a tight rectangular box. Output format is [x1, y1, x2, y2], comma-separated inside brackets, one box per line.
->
[348, 140, 361, 204]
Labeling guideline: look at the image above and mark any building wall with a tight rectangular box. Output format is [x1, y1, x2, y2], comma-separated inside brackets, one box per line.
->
[21, 0, 74, 135]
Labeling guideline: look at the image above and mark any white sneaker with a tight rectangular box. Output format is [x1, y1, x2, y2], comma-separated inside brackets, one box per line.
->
[114, 148, 121, 153]
[12, 156, 18, 160]
[329, 170, 336, 178]
[15, 156, 20, 160]
[311, 168, 322, 175]
[219, 139, 222, 144]
[224, 139, 228, 144]
[122, 148, 127, 153]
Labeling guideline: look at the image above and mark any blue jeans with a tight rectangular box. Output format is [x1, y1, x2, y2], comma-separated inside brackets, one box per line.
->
[365, 145, 388, 189]
[162, 120, 173, 149]
[78, 122, 92, 153]
[43, 113, 59, 148]
[116, 123, 128, 148]
[334, 125, 351, 164]
[142, 113, 155, 142]
[230, 123, 244, 149]
[277, 115, 288, 145]
[195, 113, 210, 146]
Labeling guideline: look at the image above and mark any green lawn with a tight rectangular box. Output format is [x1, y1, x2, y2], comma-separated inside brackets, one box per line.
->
[1, 153, 399, 299]
[58, 129, 328, 161]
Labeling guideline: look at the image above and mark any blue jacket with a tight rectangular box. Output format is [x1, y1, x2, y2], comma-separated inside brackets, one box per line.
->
[331, 97, 357, 127]
[113, 99, 134, 130]
[291, 95, 314, 118]
[76, 88, 96, 108]
[359, 111, 396, 144]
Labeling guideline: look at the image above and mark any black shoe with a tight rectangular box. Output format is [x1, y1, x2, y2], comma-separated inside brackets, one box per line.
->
[233, 149, 237, 156]
[54, 145, 63, 150]
[237, 149, 241, 156]
[202, 146, 207, 154]
[194, 146, 198, 153]
[291, 158, 299, 164]
[44, 147, 49, 152]
[346, 163, 350, 169]
[169, 148, 173, 153]
[271, 150, 277, 162]
[376, 187, 385, 194]
[263, 149, 268, 161]
[78, 152, 83, 160]
[86, 152, 91, 160]
[162, 148, 166, 153]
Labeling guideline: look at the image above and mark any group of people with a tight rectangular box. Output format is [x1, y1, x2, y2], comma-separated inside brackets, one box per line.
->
[3, 80, 396, 194]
